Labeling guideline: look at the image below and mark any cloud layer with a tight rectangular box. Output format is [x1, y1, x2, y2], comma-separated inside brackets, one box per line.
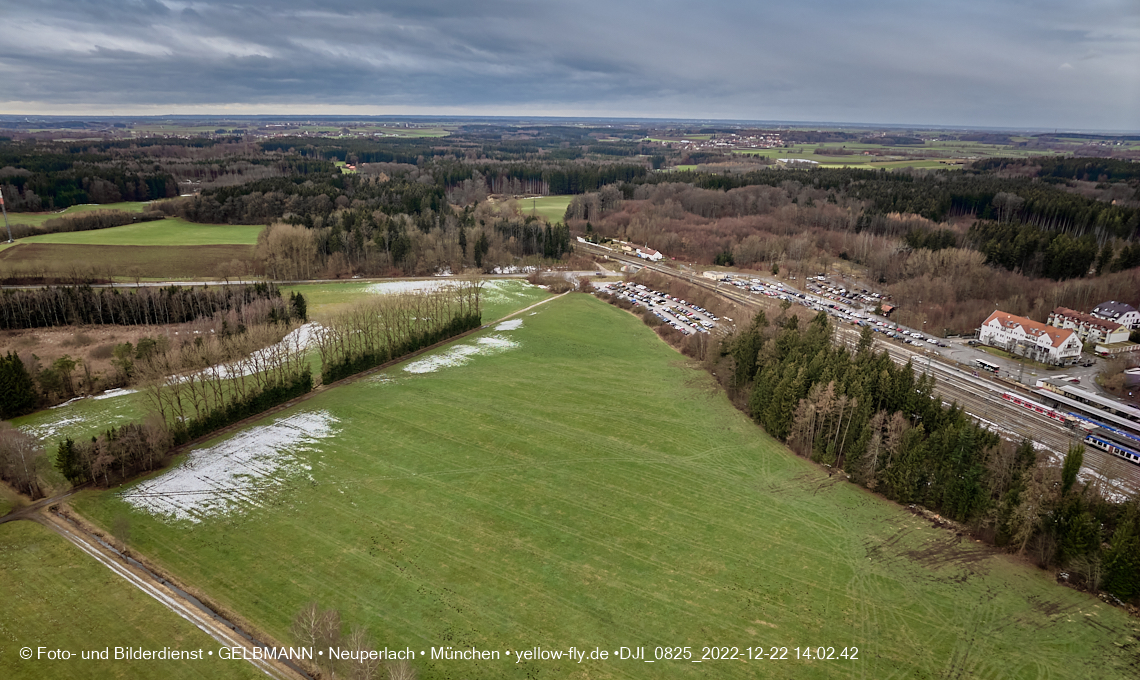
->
[1, 0, 1137, 129]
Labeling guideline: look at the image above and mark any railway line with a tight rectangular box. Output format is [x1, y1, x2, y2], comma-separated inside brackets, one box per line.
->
[583, 243, 1139, 495]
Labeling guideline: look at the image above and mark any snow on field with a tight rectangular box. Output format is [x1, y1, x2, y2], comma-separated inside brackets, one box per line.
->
[20, 415, 87, 442]
[120, 411, 340, 523]
[174, 322, 320, 384]
[94, 388, 137, 400]
[403, 335, 519, 374]
[495, 319, 523, 331]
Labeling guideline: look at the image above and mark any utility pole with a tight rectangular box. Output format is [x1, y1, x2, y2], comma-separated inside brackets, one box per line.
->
[1, 189, 11, 243]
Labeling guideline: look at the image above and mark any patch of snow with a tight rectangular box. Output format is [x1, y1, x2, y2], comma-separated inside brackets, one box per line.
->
[94, 388, 137, 400]
[50, 396, 86, 409]
[120, 411, 340, 523]
[173, 323, 320, 384]
[403, 334, 519, 374]
[20, 415, 86, 441]
[495, 319, 523, 331]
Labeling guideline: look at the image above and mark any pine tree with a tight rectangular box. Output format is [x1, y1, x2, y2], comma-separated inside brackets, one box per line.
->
[0, 351, 37, 419]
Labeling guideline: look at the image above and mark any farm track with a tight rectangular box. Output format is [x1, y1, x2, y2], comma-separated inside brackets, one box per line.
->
[582, 244, 1140, 495]
[34, 510, 308, 680]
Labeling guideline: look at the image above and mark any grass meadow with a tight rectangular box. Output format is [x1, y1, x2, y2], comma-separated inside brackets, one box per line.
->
[11, 279, 548, 466]
[71, 294, 1140, 679]
[5, 202, 151, 228]
[15, 218, 262, 247]
[512, 195, 572, 223]
[0, 520, 264, 680]
[0, 243, 256, 280]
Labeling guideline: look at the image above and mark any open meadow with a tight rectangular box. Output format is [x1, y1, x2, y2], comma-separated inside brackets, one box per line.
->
[5, 202, 151, 228]
[11, 279, 549, 465]
[0, 520, 264, 680]
[69, 294, 1140, 679]
[0, 243, 256, 280]
[13, 218, 263, 247]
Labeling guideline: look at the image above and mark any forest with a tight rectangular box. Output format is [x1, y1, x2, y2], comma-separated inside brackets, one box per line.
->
[3, 130, 1139, 333]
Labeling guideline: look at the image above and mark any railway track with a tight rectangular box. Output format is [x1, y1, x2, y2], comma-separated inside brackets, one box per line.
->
[585, 244, 1139, 495]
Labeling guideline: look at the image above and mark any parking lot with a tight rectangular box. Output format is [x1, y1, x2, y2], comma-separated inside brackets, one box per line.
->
[601, 282, 719, 335]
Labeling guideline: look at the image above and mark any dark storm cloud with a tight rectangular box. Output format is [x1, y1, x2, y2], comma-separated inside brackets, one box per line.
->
[0, 0, 1136, 129]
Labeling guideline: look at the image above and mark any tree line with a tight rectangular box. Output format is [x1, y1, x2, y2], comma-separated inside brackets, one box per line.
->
[316, 283, 482, 384]
[718, 310, 1139, 599]
[0, 283, 294, 330]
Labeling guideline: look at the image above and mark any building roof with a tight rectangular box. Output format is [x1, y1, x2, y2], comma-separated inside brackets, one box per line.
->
[983, 310, 1078, 349]
[1092, 301, 1138, 319]
[1050, 307, 1122, 332]
[638, 247, 660, 256]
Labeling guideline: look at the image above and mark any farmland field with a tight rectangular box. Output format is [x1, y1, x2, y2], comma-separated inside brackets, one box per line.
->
[0, 243, 256, 280]
[72, 294, 1140, 679]
[5, 202, 151, 228]
[0, 520, 264, 680]
[12, 279, 548, 464]
[15, 218, 262, 247]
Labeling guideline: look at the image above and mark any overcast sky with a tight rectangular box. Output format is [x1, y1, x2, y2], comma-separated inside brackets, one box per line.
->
[0, 0, 1137, 130]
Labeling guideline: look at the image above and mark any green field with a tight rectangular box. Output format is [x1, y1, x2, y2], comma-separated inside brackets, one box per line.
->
[0, 243, 256, 280]
[5, 202, 151, 228]
[11, 279, 547, 460]
[0, 521, 263, 680]
[71, 295, 1140, 679]
[500, 195, 572, 223]
[280, 278, 548, 323]
[12, 389, 149, 468]
[15, 218, 263, 247]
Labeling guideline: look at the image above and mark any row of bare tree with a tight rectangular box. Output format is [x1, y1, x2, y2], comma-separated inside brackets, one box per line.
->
[316, 283, 483, 383]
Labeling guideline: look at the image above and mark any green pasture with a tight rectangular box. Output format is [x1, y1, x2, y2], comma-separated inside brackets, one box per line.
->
[11, 279, 546, 463]
[0, 521, 263, 680]
[516, 195, 572, 222]
[15, 218, 262, 247]
[13, 390, 149, 467]
[6, 202, 151, 228]
[280, 278, 547, 323]
[0, 243, 256, 280]
[73, 295, 1139, 679]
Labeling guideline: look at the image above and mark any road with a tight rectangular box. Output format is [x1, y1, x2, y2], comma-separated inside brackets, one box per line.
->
[581, 243, 1139, 495]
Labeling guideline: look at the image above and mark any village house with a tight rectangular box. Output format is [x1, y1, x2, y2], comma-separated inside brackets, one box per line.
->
[1047, 307, 1131, 345]
[1090, 301, 1140, 330]
[979, 310, 1083, 366]
[635, 246, 663, 261]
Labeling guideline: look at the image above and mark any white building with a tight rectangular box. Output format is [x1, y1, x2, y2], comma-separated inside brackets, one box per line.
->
[635, 247, 663, 262]
[1090, 301, 1140, 330]
[1047, 307, 1131, 345]
[979, 310, 1083, 366]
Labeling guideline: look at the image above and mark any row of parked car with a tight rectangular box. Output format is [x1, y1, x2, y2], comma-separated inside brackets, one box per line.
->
[868, 321, 949, 347]
[603, 282, 718, 335]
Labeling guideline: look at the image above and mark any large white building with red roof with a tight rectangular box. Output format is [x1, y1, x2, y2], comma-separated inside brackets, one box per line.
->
[979, 310, 1083, 366]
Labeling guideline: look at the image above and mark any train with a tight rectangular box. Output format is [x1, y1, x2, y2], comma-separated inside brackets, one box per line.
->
[1000, 391, 1140, 466]
[1000, 392, 1068, 424]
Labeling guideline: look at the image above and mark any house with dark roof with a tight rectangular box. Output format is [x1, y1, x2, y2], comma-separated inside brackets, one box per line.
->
[979, 310, 1082, 366]
[1090, 301, 1140, 330]
[1047, 307, 1130, 345]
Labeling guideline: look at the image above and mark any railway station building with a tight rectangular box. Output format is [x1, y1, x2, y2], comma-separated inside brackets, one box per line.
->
[979, 310, 1083, 366]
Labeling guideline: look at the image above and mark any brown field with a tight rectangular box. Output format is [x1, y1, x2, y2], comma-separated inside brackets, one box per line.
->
[0, 243, 257, 281]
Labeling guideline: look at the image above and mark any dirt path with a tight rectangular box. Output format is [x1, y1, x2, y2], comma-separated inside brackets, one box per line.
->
[25, 509, 309, 680]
